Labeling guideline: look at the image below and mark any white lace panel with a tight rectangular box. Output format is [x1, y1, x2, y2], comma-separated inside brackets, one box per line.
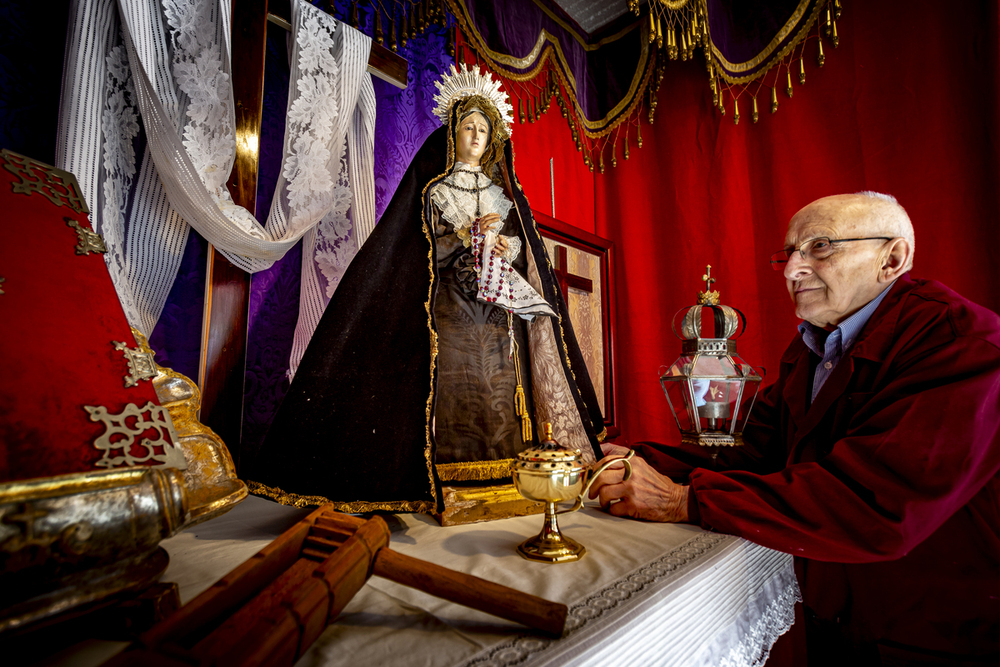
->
[430, 167, 513, 232]
[57, 0, 375, 343]
[286, 2, 376, 378]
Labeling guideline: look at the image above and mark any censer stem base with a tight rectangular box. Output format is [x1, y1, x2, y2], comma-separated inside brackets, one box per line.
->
[516, 503, 586, 563]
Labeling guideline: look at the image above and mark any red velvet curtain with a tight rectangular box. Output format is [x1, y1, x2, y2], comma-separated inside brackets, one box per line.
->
[471, 1, 1000, 445]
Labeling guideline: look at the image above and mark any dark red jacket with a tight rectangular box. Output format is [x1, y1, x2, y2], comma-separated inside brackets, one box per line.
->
[637, 274, 1000, 655]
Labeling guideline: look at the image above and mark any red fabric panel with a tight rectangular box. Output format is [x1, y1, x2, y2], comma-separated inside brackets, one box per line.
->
[591, 0, 1000, 445]
[0, 161, 166, 482]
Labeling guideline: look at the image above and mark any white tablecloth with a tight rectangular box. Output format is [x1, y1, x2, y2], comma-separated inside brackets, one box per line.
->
[159, 496, 800, 667]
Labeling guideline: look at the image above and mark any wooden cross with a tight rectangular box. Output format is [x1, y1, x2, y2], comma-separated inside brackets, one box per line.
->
[553, 245, 593, 300]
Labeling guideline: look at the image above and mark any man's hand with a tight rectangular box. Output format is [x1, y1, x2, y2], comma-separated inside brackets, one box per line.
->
[588, 443, 690, 523]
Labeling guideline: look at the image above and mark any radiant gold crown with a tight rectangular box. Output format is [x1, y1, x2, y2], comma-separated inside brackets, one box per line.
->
[433, 64, 515, 138]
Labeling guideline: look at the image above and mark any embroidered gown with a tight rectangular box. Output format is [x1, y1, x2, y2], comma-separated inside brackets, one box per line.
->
[429, 162, 554, 463]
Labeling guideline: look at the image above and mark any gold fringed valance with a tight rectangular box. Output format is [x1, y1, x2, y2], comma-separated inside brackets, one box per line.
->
[447, 0, 844, 171]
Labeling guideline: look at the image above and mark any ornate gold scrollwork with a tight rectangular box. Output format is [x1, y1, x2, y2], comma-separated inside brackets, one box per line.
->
[0, 149, 90, 214]
[113, 340, 158, 387]
[65, 218, 107, 256]
[84, 402, 188, 470]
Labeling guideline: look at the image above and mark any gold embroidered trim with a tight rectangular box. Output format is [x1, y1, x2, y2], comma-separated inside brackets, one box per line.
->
[247, 481, 435, 514]
[711, 0, 824, 84]
[448, 0, 652, 136]
[436, 459, 516, 482]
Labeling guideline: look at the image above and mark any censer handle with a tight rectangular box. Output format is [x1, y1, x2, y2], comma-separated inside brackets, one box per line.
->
[557, 450, 635, 515]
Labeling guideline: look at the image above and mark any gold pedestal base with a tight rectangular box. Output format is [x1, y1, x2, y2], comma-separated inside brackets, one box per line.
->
[436, 483, 543, 526]
[516, 503, 586, 563]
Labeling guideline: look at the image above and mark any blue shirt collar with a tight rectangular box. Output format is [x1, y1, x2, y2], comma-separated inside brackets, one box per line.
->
[798, 281, 896, 358]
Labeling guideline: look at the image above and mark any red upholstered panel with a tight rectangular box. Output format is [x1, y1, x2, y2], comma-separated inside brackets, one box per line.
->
[0, 155, 167, 482]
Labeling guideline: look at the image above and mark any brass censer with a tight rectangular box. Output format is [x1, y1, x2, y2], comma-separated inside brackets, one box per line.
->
[511, 424, 634, 563]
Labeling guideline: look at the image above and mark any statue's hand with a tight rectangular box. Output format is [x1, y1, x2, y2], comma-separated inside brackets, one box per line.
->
[494, 235, 509, 255]
[478, 212, 502, 232]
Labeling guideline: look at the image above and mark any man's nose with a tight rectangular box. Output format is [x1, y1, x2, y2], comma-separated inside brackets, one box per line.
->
[783, 251, 812, 280]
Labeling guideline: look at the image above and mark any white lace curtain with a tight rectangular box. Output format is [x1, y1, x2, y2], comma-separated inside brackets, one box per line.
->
[56, 0, 376, 375]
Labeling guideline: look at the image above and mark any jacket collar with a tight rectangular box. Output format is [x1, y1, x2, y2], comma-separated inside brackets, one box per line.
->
[778, 274, 915, 442]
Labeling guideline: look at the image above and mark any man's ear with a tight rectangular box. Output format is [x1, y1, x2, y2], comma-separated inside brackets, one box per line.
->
[879, 238, 912, 283]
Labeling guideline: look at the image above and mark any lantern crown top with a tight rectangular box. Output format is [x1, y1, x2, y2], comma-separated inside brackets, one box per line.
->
[673, 265, 746, 342]
[697, 265, 720, 305]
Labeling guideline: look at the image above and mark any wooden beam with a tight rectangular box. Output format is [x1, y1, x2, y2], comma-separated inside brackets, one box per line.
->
[199, 0, 268, 471]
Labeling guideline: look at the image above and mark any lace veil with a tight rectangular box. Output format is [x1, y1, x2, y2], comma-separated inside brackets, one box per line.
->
[56, 0, 375, 375]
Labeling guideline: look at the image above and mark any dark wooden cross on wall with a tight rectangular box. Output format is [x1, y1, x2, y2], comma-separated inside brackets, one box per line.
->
[552, 245, 594, 300]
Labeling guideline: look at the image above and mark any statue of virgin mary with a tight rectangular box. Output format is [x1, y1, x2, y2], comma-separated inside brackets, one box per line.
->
[249, 65, 605, 513]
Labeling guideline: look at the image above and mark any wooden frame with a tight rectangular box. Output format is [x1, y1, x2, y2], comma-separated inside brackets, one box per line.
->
[532, 210, 619, 439]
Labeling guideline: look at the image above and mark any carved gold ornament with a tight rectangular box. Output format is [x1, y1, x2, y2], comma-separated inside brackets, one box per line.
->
[113, 340, 158, 387]
[65, 218, 107, 256]
[85, 402, 188, 470]
[0, 149, 90, 213]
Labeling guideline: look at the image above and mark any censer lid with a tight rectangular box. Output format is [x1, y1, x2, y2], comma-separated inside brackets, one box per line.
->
[515, 424, 583, 466]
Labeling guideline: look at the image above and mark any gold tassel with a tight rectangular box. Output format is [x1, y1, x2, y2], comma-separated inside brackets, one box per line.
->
[657, 18, 665, 51]
[799, 57, 806, 85]
[752, 97, 759, 123]
[637, 121, 643, 148]
[817, 39, 826, 67]
[375, 8, 384, 45]
[833, 0, 842, 20]
[733, 98, 740, 125]
[390, 11, 398, 52]
[624, 137, 630, 160]
[831, 20, 839, 47]
[824, 6, 832, 36]
[648, 11, 656, 44]
[510, 312, 533, 444]
[771, 86, 779, 113]
[519, 98, 526, 124]
[786, 70, 794, 98]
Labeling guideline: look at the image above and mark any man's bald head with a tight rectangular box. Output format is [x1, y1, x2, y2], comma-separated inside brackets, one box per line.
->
[851, 192, 915, 270]
[781, 192, 915, 329]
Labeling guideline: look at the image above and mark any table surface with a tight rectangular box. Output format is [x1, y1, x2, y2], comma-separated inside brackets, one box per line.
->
[24, 496, 800, 667]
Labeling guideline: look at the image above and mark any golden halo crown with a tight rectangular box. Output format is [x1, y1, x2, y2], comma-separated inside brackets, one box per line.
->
[433, 64, 515, 138]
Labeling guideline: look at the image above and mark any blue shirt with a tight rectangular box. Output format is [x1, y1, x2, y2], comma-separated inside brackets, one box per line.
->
[798, 282, 895, 404]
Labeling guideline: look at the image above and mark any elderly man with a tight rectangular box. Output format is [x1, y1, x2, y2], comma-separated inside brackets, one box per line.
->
[591, 193, 1000, 665]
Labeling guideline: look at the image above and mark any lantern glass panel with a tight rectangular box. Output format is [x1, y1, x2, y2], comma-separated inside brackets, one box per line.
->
[692, 354, 738, 378]
[660, 375, 696, 432]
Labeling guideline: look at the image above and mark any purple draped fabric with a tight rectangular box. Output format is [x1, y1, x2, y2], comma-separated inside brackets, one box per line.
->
[707, 0, 823, 81]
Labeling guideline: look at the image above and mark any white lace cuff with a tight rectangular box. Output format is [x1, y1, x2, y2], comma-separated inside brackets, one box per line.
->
[501, 235, 521, 262]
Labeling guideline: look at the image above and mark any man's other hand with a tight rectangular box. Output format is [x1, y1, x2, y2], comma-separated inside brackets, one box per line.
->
[588, 443, 690, 523]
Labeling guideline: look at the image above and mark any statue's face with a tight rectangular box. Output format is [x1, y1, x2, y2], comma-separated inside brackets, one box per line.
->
[455, 111, 490, 166]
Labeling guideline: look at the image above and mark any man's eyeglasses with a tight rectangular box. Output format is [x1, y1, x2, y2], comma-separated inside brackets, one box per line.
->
[770, 237, 892, 270]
